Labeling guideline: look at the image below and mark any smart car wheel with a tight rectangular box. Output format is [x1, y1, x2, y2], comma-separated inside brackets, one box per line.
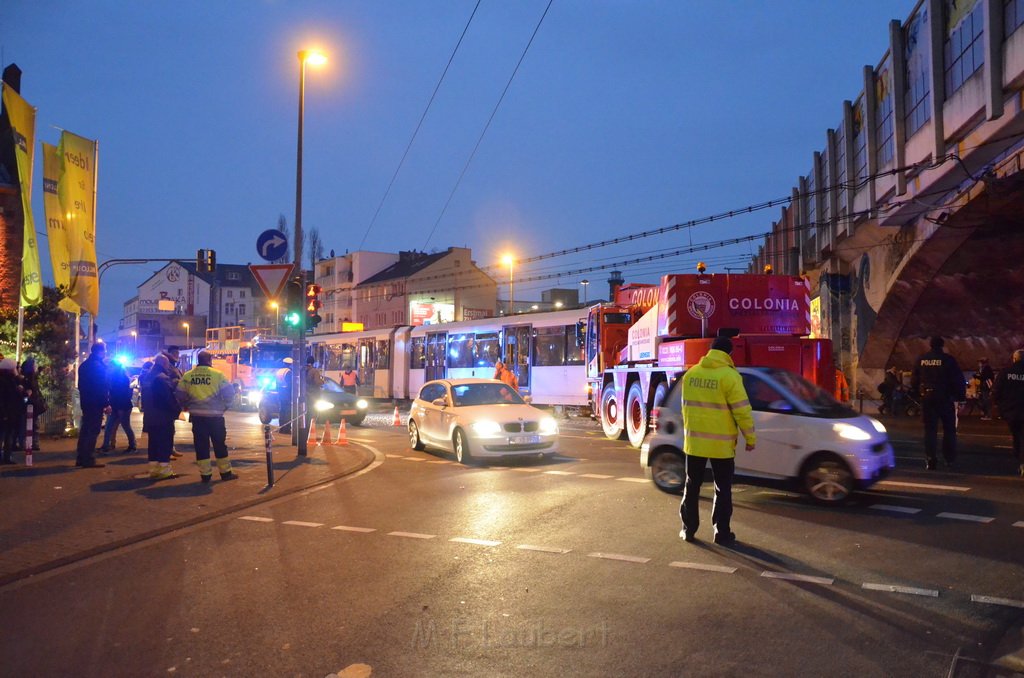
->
[801, 453, 854, 504]
[453, 428, 472, 464]
[600, 383, 626, 440]
[409, 420, 425, 451]
[650, 449, 686, 494]
[625, 381, 648, 449]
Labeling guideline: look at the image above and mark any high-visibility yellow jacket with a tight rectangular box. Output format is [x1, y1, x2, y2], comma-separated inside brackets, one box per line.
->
[176, 365, 235, 417]
[681, 349, 756, 458]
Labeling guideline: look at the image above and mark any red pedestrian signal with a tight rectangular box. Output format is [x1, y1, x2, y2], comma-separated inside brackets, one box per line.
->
[305, 284, 322, 330]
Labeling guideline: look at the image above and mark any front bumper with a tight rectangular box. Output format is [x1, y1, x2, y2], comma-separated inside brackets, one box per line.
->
[473, 434, 559, 457]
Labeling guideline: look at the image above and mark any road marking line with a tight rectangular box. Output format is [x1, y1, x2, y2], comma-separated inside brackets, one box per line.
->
[516, 544, 571, 554]
[587, 552, 650, 564]
[580, 473, 614, 479]
[936, 512, 994, 523]
[426, 460, 452, 464]
[994, 445, 1013, 449]
[510, 468, 542, 473]
[282, 521, 323, 528]
[238, 516, 273, 523]
[543, 470, 575, 476]
[760, 572, 834, 585]
[450, 537, 502, 547]
[877, 480, 970, 492]
[869, 504, 922, 514]
[1014, 521, 1024, 528]
[616, 477, 648, 483]
[401, 457, 426, 462]
[862, 582, 938, 597]
[331, 525, 376, 533]
[388, 531, 435, 539]
[971, 595, 1024, 609]
[385, 454, 406, 459]
[669, 561, 737, 574]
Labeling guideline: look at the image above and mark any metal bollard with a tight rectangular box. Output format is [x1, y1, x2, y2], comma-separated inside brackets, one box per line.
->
[25, 403, 34, 467]
[264, 424, 275, 487]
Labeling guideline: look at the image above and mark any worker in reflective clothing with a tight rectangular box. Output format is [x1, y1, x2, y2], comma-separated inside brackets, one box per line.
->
[176, 351, 237, 483]
[679, 337, 756, 546]
[340, 365, 360, 394]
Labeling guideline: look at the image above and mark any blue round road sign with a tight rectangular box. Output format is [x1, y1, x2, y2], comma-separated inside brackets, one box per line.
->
[257, 229, 289, 262]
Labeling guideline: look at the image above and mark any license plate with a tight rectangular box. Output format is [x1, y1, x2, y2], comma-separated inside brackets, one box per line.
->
[340, 409, 356, 416]
[510, 435, 541, 445]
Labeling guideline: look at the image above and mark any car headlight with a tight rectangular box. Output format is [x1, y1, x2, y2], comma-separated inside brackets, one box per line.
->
[250, 391, 263, 407]
[833, 422, 871, 441]
[356, 399, 368, 409]
[539, 416, 558, 435]
[314, 399, 335, 412]
[868, 417, 886, 434]
[471, 420, 502, 436]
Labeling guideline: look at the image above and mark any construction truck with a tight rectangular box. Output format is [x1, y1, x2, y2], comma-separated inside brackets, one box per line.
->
[587, 270, 834, 447]
[197, 326, 294, 406]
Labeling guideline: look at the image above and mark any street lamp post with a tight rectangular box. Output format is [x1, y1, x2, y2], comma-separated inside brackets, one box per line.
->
[580, 279, 590, 304]
[502, 254, 515, 316]
[182, 322, 190, 349]
[270, 301, 280, 333]
[294, 47, 327, 456]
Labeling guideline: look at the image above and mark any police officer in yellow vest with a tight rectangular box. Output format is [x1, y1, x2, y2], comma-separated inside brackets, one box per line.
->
[679, 337, 756, 546]
[176, 351, 237, 483]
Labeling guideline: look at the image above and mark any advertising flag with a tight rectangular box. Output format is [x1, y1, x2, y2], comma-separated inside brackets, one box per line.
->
[41, 142, 78, 313]
[2, 83, 43, 307]
[58, 131, 99, 316]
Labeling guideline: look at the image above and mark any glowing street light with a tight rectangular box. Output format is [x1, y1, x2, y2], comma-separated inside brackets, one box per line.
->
[269, 300, 280, 332]
[182, 322, 191, 349]
[502, 253, 515, 315]
[580, 279, 590, 304]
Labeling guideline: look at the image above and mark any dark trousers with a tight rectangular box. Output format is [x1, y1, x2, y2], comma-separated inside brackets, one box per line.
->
[102, 407, 136, 449]
[146, 423, 175, 464]
[1008, 419, 1024, 463]
[0, 420, 16, 461]
[922, 399, 957, 465]
[190, 415, 228, 462]
[680, 455, 735, 536]
[76, 406, 104, 464]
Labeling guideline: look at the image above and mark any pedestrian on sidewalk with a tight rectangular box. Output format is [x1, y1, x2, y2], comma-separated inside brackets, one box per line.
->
[911, 336, 966, 471]
[678, 336, 756, 546]
[993, 348, 1024, 477]
[977, 358, 995, 420]
[18, 357, 45, 452]
[0, 359, 24, 464]
[76, 342, 110, 468]
[101, 359, 137, 453]
[141, 354, 180, 480]
[176, 351, 236, 483]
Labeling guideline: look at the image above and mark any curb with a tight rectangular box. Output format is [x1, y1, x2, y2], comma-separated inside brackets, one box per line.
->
[0, 445, 375, 589]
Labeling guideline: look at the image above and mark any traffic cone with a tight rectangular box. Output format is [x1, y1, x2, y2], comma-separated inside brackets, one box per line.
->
[392, 405, 402, 427]
[307, 418, 319, 445]
[333, 418, 349, 446]
[320, 419, 333, 446]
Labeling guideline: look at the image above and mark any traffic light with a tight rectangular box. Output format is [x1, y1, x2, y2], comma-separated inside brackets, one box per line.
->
[196, 249, 217, 273]
[305, 284, 322, 330]
[284, 278, 303, 330]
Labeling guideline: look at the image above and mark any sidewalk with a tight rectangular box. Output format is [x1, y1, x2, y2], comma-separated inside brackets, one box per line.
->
[0, 421, 374, 587]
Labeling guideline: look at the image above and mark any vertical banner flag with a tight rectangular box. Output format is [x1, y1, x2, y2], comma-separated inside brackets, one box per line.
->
[58, 131, 99, 317]
[41, 142, 78, 313]
[2, 83, 43, 307]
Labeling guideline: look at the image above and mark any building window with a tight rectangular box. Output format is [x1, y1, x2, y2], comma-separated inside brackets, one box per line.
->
[904, 9, 932, 138]
[227, 272, 240, 281]
[238, 304, 246, 316]
[853, 99, 867, 182]
[1007, 0, 1024, 36]
[806, 168, 816, 230]
[875, 63, 895, 168]
[240, 290, 246, 298]
[820, 147, 831, 223]
[944, 1, 984, 95]
[835, 120, 847, 217]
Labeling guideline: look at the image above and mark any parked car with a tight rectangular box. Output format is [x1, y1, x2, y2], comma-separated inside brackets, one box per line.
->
[257, 376, 369, 427]
[408, 378, 559, 464]
[640, 367, 895, 504]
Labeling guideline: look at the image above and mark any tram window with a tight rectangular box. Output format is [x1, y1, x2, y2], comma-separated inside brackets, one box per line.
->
[447, 333, 475, 369]
[565, 326, 584, 365]
[475, 332, 499, 367]
[603, 313, 631, 324]
[533, 326, 566, 367]
[411, 337, 425, 368]
[375, 339, 391, 369]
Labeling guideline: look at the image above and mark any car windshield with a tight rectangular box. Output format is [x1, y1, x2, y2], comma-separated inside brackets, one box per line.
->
[450, 383, 525, 406]
[253, 344, 293, 368]
[322, 376, 343, 393]
[760, 368, 852, 416]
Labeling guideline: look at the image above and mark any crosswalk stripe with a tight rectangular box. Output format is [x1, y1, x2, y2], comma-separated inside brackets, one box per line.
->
[862, 582, 938, 597]
[877, 480, 970, 492]
[587, 552, 650, 564]
[936, 512, 994, 523]
[331, 525, 376, 533]
[388, 531, 435, 539]
[238, 516, 273, 522]
[971, 595, 1024, 608]
[510, 468, 543, 473]
[449, 537, 501, 547]
[543, 470, 575, 476]
[760, 572, 834, 585]
[579, 473, 614, 479]
[516, 544, 571, 554]
[669, 561, 737, 574]
[282, 521, 323, 528]
[1013, 521, 1024, 528]
[616, 477, 648, 483]
[869, 504, 922, 514]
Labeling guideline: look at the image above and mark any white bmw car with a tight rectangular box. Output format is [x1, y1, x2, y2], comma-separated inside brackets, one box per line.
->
[408, 378, 559, 464]
[640, 367, 895, 504]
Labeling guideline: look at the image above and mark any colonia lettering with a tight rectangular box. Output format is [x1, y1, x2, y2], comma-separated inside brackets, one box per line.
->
[729, 297, 799, 312]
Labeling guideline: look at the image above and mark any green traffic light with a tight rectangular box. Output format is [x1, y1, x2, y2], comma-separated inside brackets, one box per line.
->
[285, 312, 301, 326]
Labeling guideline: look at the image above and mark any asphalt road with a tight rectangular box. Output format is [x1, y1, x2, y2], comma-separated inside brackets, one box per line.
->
[2, 410, 1022, 677]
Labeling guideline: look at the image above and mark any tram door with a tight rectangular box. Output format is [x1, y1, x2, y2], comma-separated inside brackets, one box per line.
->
[502, 325, 531, 391]
[425, 332, 447, 381]
[357, 338, 376, 395]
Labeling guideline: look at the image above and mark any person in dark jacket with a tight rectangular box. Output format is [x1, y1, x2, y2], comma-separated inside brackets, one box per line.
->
[100, 360, 137, 453]
[18, 356, 46, 452]
[141, 354, 181, 480]
[993, 349, 1024, 477]
[0, 359, 24, 464]
[910, 336, 966, 470]
[976, 358, 995, 420]
[76, 342, 110, 468]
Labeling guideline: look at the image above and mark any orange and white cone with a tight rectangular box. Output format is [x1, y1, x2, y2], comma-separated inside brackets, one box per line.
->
[320, 419, 333, 446]
[307, 418, 319, 445]
[333, 418, 349, 446]
[392, 405, 402, 427]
